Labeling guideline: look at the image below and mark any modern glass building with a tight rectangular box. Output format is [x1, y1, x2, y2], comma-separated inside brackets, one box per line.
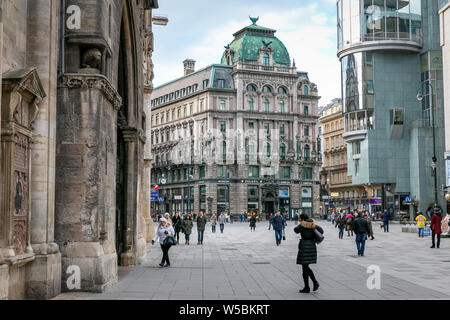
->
[337, 0, 446, 217]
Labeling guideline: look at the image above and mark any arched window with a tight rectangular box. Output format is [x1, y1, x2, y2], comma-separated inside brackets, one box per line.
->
[279, 100, 285, 113]
[263, 53, 269, 66]
[304, 144, 310, 161]
[246, 84, 257, 92]
[262, 85, 272, 93]
[266, 143, 271, 158]
[303, 85, 309, 95]
[248, 98, 254, 112]
[280, 144, 286, 160]
[278, 87, 287, 94]
[227, 56, 231, 65]
[264, 99, 269, 112]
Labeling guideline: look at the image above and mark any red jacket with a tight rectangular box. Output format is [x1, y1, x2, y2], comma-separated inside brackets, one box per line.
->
[431, 214, 442, 234]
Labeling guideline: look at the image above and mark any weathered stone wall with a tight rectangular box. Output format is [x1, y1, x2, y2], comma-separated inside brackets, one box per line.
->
[56, 75, 119, 292]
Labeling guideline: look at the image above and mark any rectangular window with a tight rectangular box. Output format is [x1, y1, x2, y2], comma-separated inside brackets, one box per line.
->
[303, 167, 313, 180]
[248, 186, 259, 202]
[177, 109, 181, 119]
[264, 123, 270, 135]
[217, 79, 225, 88]
[218, 165, 229, 178]
[304, 125, 309, 137]
[249, 165, 259, 178]
[220, 121, 226, 133]
[217, 185, 229, 202]
[203, 79, 209, 89]
[199, 166, 205, 178]
[248, 122, 254, 130]
[354, 159, 360, 176]
[352, 141, 361, 155]
[280, 166, 291, 179]
[200, 101, 204, 112]
[304, 105, 309, 115]
[220, 100, 226, 111]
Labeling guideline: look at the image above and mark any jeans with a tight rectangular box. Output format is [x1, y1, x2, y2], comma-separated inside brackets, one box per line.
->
[184, 233, 190, 241]
[212, 225, 216, 233]
[219, 224, 224, 233]
[418, 228, 424, 237]
[268, 222, 272, 230]
[160, 244, 171, 265]
[338, 227, 345, 239]
[197, 230, 204, 243]
[383, 221, 389, 232]
[355, 233, 366, 255]
[274, 229, 282, 244]
[432, 232, 441, 247]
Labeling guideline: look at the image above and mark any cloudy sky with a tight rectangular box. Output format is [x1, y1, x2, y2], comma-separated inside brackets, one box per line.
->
[152, 0, 340, 106]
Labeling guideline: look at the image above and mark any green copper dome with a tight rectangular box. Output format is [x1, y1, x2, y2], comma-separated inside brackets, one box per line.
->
[221, 17, 291, 66]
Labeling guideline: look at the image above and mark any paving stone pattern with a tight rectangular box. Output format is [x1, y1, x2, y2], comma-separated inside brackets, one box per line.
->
[54, 221, 450, 300]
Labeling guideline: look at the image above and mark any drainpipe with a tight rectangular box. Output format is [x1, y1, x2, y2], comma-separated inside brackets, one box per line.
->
[59, 0, 65, 79]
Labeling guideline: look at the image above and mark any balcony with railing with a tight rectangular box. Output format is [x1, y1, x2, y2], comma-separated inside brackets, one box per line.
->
[234, 62, 297, 74]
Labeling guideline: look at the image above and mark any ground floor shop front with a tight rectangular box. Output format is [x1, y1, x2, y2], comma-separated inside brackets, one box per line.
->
[151, 180, 320, 219]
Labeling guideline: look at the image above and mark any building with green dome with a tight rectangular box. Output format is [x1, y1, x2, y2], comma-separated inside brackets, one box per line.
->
[150, 18, 322, 218]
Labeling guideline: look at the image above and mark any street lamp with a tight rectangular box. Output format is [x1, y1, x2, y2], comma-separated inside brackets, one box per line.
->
[417, 79, 438, 208]
[187, 169, 194, 216]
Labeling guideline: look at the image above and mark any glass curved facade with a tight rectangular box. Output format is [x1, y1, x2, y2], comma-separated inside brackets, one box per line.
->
[337, 0, 422, 50]
[341, 52, 374, 131]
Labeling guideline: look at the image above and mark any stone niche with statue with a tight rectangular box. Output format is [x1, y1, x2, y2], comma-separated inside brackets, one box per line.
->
[0, 68, 45, 299]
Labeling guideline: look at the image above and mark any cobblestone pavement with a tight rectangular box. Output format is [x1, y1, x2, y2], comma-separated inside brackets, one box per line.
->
[54, 220, 450, 300]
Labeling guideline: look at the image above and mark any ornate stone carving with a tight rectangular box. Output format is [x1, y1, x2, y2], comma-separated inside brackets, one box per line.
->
[58, 74, 122, 110]
[81, 48, 102, 70]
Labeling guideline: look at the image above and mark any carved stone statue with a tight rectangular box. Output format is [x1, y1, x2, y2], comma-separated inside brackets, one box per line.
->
[81, 48, 102, 71]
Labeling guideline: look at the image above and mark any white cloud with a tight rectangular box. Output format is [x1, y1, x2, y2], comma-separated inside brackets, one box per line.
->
[153, 3, 341, 105]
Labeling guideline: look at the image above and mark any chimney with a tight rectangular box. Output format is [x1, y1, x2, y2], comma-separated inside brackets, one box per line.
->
[183, 59, 196, 76]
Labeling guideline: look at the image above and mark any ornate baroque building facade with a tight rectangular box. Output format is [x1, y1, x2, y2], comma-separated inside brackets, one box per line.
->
[151, 18, 321, 219]
[0, 0, 157, 300]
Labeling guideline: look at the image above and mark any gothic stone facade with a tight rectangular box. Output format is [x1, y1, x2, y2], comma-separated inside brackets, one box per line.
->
[0, 0, 157, 300]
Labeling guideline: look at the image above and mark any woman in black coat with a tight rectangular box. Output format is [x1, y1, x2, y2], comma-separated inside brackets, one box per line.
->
[294, 213, 324, 293]
[249, 214, 257, 232]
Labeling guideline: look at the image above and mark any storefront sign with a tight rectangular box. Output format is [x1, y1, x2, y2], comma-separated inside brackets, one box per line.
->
[302, 187, 312, 198]
[369, 199, 382, 204]
[279, 188, 289, 198]
[302, 202, 312, 208]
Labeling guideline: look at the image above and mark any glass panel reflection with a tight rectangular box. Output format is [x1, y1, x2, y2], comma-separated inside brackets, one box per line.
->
[337, 0, 422, 50]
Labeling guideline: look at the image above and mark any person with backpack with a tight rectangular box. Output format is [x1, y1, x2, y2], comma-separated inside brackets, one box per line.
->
[151, 218, 175, 267]
[352, 211, 371, 256]
[294, 213, 324, 293]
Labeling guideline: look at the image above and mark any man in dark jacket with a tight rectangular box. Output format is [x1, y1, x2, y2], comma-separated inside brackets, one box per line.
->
[196, 211, 207, 245]
[382, 210, 389, 232]
[430, 209, 442, 248]
[272, 211, 285, 246]
[352, 211, 371, 256]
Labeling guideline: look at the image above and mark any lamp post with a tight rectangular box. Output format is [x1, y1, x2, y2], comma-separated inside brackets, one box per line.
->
[187, 169, 194, 216]
[417, 79, 438, 208]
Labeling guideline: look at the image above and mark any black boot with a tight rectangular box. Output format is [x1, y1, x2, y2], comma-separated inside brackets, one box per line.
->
[300, 274, 310, 293]
[313, 281, 320, 291]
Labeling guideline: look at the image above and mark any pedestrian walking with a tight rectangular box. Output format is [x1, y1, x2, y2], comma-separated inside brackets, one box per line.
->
[249, 213, 257, 232]
[196, 211, 207, 245]
[164, 212, 173, 226]
[294, 212, 299, 225]
[272, 211, 285, 246]
[335, 212, 346, 239]
[382, 209, 390, 232]
[268, 212, 273, 230]
[151, 218, 175, 267]
[218, 212, 225, 233]
[181, 214, 193, 245]
[211, 213, 217, 233]
[363, 212, 374, 240]
[415, 211, 427, 238]
[294, 213, 324, 293]
[172, 212, 182, 244]
[230, 213, 233, 224]
[430, 209, 442, 248]
[352, 211, 371, 256]
[345, 213, 354, 237]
